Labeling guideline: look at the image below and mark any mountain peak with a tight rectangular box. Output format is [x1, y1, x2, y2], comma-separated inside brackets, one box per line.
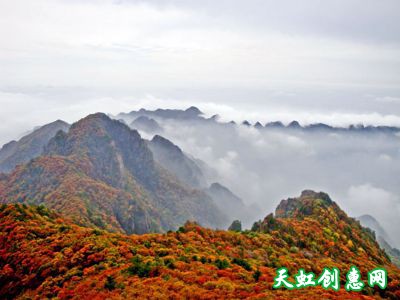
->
[275, 190, 334, 218]
[151, 135, 182, 153]
[254, 121, 263, 128]
[0, 119, 70, 173]
[300, 189, 332, 202]
[83, 112, 109, 120]
[45, 112, 155, 189]
[185, 106, 202, 115]
[265, 121, 284, 128]
[119, 107, 204, 121]
[208, 182, 238, 196]
[131, 116, 162, 133]
[251, 190, 392, 274]
[287, 120, 302, 128]
[69, 112, 137, 136]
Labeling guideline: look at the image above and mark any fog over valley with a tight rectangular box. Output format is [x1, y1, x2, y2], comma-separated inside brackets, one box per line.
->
[116, 109, 400, 247]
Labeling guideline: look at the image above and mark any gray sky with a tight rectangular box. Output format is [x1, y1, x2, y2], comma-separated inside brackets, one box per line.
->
[1, 0, 400, 145]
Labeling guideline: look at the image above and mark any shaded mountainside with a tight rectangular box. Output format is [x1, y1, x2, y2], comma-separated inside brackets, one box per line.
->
[148, 135, 207, 189]
[206, 182, 259, 225]
[130, 116, 163, 134]
[0, 120, 69, 173]
[358, 215, 394, 247]
[1, 193, 399, 299]
[148, 135, 258, 224]
[147, 135, 257, 225]
[0, 113, 227, 234]
[358, 214, 400, 267]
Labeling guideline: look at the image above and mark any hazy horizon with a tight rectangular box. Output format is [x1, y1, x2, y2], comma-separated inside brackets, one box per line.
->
[1, 0, 400, 145]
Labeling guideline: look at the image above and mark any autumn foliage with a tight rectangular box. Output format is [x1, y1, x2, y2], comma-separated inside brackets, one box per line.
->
[0, 202, 399, 299]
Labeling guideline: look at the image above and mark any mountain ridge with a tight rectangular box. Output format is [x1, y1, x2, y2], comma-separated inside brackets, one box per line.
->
[115, 107, 400, 135]
[0, 120, 69, 173]
[0, 113, 227, 234]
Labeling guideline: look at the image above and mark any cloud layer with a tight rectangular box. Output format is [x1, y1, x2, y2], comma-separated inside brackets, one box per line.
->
[1, 0, 400, 143]
[148, 119, 400, 246]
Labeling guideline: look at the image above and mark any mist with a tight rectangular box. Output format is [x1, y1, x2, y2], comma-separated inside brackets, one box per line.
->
[127, 117, 400, 247]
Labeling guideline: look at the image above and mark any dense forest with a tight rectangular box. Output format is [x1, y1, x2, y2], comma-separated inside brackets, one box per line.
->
[1, 190, 399, 299]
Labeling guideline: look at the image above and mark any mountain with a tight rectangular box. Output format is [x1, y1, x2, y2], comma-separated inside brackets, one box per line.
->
[147, 136, 256, 224]
[1, 191, 399, 299]
[287, 120, 302, 129]
[358, 215, 393, 245]
[116, 107, 400, 136]
[261, 121, 400, 134]
[130, 116, 163, 134]
[0, 113, 227, 234]
[0, 120, 69, 173]
[378, 239, 400, 268]
[264, 121, 283, 128]
[117, 106, 204, 123]
[305, 123, 334, 131]
[206, 182, 258, 225]
[358, 214, 400, 267]
[148, 135, 207, 188]
[252, 190, 393, 268]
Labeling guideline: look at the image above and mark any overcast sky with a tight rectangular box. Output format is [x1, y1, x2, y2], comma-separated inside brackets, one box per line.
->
[1, 0, 400, 145]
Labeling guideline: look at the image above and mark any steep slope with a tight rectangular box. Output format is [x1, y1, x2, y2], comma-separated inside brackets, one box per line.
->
[1, 196, 399, 299]
[147, 136, 257, 225]
[148, 135, 207, 188]
[358, 215, 394, 246]
[359, 214, 400, 267]
[0, 113, 227, 233]
[206, 182, 258, 225]
[252, 190, 395, 274]
[130, 116, 163, 134]
[0, 120, 69, 173]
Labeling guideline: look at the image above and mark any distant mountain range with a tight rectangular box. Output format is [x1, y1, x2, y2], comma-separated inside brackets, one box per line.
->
[116, 106, 400, 134]
[117, 106, 203, 124]
[2, 106, 398, 177]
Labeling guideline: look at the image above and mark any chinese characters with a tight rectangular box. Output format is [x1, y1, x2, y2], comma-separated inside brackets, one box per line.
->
[273, 266, 387, 291]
